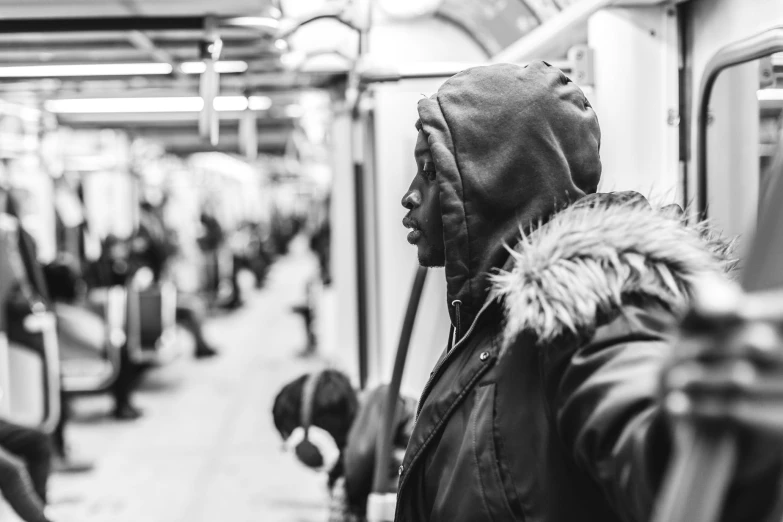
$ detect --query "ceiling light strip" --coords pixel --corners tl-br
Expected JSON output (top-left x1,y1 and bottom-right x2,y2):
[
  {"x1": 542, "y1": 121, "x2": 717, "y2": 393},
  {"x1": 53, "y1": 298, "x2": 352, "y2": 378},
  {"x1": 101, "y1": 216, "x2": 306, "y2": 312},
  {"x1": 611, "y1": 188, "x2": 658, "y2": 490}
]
[
  {"x1": 0, "y1": 63, "x2": 174, "y2": 78},
  {"x1": 45, "y1": 95, "x2": 274, "y2": 114}
]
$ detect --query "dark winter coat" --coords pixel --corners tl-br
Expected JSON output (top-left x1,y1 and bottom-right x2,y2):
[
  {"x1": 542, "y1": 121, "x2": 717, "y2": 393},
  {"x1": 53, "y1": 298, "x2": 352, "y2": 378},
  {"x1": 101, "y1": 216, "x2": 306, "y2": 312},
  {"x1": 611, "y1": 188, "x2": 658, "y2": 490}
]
[{"x1": 394, "y1": 62, "x2": 783, "y2": 522}]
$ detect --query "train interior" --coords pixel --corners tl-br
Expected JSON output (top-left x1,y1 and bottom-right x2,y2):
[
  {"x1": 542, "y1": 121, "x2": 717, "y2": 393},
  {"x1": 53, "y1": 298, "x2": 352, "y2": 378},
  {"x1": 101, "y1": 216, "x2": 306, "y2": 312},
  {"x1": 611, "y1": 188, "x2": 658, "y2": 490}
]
[{"x1": 0, "y1": 0, "x2": 780, "y2": 521}]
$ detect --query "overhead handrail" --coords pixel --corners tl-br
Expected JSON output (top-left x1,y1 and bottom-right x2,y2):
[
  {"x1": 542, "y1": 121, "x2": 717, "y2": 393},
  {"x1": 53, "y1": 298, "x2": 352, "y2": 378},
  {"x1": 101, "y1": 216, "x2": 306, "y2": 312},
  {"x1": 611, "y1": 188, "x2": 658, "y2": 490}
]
[
  {"x1": 694, "y1": 26, "x2": 783, "y2": 218},
  {"x1": 357, "y1": 59, "x2": 572, "y2": 85},
  {"x1": 367, "y1": 266, "x2": 428, "y2": 522},
  {"x1": 490, "y1": 0, "x2": 614, "y2": 63}
]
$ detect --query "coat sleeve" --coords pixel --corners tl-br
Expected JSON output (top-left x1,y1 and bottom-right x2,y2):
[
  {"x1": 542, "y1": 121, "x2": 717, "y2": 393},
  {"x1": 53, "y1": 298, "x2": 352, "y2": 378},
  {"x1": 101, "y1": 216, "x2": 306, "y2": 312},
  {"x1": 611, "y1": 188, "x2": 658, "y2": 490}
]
[{"x1": 540, "y1": 305, "x2": 783, "y2": 522}]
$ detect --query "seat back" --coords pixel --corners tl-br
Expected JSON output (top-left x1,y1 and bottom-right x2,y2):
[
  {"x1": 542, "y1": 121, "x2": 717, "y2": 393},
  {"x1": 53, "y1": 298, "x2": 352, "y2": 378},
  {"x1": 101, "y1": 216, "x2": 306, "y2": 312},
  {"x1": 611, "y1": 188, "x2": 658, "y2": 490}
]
[
  {"x1": 61, "y1": 286, "x2": 125, "y2": 393},
  {"x1": 6, "y1": 312, "x2": 61, "y2": 434},
  {"x1": 126, "y1": 281, "x2": 179, "y2": 364}
]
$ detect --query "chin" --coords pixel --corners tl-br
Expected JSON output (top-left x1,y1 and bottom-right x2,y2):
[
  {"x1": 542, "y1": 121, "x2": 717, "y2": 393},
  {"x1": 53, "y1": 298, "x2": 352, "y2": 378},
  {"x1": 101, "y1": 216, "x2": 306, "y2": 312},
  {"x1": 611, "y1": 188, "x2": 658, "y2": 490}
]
[{"x1": 417, "y1": 246, "x2": 445, "y2": 268}]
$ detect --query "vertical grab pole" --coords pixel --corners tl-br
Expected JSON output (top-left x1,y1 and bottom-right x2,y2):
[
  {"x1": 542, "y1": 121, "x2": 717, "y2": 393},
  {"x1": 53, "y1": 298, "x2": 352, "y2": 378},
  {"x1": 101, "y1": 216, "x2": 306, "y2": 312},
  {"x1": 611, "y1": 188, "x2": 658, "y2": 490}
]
[
  {"x1": 351, "y1": 101, "x2": 369, "y2": 389},
  {"x1": 372, "y1": 266, "x2": 428, "y2": 492},
  {"x1": 349, "y1": 0, "x2": 374, "y2": 389}
]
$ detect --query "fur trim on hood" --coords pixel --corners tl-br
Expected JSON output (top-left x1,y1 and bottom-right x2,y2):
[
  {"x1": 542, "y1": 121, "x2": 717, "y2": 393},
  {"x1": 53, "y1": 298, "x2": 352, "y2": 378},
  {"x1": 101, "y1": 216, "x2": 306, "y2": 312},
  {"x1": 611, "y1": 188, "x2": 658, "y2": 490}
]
[{"x1": 489, "y1": 193, "x2": 736, "y2": 347}]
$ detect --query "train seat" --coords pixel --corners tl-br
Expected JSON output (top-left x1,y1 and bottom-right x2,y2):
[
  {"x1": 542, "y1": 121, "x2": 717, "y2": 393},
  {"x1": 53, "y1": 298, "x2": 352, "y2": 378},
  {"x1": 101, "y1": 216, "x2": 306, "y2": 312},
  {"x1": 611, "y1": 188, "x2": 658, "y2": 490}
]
[
  {"x1": 126, "y1": 281, "x2": 180, "y2": 365},
  {"x1": 5, "y1": 311, "x2": 61, "y2": 434},
  {"x1": 59, "y1": 286, "x2": 125, "y2": 394}
]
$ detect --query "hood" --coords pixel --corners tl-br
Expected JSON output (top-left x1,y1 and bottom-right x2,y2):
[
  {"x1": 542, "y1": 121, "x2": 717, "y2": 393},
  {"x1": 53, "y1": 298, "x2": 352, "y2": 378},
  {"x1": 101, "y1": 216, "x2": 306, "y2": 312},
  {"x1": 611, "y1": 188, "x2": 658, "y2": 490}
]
[
  {"x1": 490, "y1": 192, "x2": 737, "y2": 348},
  {"x1": 416, "y1": 61, "x2": 601, "y2": 336}
]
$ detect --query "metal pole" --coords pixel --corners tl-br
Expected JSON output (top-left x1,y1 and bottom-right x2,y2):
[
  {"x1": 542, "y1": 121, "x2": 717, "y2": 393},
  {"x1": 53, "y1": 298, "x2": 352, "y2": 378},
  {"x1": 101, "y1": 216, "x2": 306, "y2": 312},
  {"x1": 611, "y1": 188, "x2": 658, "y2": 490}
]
[
  {"x1": 490, "y1": 0, "x2": 614, "y2": 63},
  {"x1": 694, "y1": 26, "x2": 783, "y2": 219},
  {"x1": 372, "y1": 266, "x2": 428, "y2": 493}
]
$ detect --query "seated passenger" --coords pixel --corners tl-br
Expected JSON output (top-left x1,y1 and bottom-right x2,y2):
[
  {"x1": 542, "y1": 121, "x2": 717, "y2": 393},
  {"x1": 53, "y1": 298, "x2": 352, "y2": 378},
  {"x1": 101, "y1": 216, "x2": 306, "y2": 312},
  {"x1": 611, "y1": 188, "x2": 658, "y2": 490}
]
[
  {"x1": 272, "y1": 370, "x2": 415, "y2": 521},
  {"x1": 0, "y1": 418, "x2": 54, "y2": 522},
  {"x1": 43, "y1": 258, "x2": 143, "y2": 421}
]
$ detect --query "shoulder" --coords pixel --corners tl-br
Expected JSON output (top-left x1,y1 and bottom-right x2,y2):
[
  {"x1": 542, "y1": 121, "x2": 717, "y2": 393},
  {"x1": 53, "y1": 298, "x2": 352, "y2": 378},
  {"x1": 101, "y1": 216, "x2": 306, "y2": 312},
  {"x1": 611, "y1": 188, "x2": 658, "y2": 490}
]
[{"x1": 490, "y1": 192, "x2": 735, "y2": 352}]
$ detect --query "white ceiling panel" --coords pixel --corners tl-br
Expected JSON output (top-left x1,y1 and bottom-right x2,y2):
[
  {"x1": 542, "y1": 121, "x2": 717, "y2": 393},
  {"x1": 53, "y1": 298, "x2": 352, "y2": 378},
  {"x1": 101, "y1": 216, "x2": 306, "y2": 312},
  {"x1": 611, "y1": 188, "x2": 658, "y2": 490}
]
[{"x1": 0, "y1": 0, "x2": 272, "y2": 19}]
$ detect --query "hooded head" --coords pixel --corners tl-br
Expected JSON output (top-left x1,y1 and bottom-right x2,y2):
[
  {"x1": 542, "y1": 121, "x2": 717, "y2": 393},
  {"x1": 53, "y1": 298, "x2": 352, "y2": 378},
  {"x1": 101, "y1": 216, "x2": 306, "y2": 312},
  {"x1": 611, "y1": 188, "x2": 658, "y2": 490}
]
[{"x1": 402, "y1": 61, "x2": 601, "y2": 333}]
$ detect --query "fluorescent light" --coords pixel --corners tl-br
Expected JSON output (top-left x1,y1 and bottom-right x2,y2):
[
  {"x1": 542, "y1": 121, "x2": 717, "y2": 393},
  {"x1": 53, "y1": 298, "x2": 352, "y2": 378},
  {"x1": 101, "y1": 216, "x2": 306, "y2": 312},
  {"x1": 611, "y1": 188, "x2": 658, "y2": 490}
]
[
  {"x1": 224, "y1": 16, "x2": 279, "y2": 29},
  {"x1": 46, "y1": 97, "x2": 202, "y2": 113},
  {"x1": 213, "y1": 96, "x2": 248, "y2": 111},
  {"x1": 180, "y1": 61, "x2": 248, "y2": 74},
  {"x1": 249, "y1": 96, "x2": 272, "y2": 110},
  {"x1": 0, "y1": 63, "x2": 173, "y2": 78},
  {"x1": 46, "y1": 96, "x2": 272, "y2": 114},
  {"x1": 758, "y1": 89, "x2": 783, "y2": 101}
]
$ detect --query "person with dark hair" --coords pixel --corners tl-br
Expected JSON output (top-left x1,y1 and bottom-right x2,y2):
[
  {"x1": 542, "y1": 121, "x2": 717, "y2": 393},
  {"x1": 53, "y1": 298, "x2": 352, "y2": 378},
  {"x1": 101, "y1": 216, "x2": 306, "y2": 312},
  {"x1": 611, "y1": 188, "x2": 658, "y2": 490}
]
[
  {"x1": 272, "y1": 370, "x2": 415, "y2": 521},
  {"x1": 396, "y1": 61, "x2": 783, "y2": 522}
]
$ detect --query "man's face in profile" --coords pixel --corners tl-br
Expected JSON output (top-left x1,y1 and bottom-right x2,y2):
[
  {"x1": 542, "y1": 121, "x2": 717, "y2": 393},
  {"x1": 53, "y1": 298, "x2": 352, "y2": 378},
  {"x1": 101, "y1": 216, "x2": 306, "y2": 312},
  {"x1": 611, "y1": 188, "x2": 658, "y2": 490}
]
[{"x1": 401, "y1": 131, "x2": 445, "y2": 267}]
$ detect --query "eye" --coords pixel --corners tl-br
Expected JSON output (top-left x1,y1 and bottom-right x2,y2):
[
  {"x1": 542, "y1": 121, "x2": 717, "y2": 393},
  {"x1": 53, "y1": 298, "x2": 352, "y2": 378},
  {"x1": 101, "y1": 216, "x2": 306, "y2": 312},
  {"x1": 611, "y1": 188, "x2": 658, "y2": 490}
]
[{"x1": 422, "y1": 161, "x2": 437, "y2": 182}]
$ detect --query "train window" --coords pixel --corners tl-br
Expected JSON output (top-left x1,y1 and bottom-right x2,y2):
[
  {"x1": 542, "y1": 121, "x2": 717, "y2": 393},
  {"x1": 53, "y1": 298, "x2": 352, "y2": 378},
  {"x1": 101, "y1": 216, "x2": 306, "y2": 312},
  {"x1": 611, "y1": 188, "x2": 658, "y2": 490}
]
[{"x1": 759, "y1": 53, "x2": 783, "y2": 204}]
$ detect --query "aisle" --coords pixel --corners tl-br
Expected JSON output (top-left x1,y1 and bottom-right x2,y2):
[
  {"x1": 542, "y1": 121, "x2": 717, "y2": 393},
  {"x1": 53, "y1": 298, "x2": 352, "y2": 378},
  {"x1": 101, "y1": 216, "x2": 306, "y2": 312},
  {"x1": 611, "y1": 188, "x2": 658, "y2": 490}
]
[{"x1": 48, "y1": 240, "x2": 330, "y2": 522}]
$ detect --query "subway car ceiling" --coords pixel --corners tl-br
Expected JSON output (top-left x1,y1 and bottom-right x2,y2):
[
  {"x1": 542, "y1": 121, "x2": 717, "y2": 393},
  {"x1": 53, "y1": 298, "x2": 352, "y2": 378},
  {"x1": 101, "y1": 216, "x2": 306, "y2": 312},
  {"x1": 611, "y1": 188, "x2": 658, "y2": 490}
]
[
  {"x1": 0, "y1": 0, "x2": 351, "y2": 156},
  {"x1": 0, "y1": 0, "x2": 599, "y2": 156}
]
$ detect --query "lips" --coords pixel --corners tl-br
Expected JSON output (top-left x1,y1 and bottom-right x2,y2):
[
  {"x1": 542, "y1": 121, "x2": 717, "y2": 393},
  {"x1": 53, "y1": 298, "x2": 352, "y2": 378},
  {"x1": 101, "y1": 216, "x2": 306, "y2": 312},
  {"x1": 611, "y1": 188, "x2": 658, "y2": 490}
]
[{"x1": 403, "y1": 215, "x2": 422, "y2": 244}]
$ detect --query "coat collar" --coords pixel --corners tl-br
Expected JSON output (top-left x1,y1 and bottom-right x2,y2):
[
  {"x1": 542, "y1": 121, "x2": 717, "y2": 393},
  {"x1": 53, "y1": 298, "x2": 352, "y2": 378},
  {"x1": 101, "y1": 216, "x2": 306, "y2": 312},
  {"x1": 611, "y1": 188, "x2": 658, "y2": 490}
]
[{"x1": 489, "y1": 192, "x2": 736, "y2": 350}]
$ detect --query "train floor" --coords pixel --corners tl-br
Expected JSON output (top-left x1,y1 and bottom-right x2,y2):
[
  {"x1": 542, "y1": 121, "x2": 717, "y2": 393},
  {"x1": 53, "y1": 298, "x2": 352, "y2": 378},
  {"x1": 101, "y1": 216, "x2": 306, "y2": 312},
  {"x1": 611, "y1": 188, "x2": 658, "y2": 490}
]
[{"x1": 46, "y1": 239, "x2": 332, "y2": 522}]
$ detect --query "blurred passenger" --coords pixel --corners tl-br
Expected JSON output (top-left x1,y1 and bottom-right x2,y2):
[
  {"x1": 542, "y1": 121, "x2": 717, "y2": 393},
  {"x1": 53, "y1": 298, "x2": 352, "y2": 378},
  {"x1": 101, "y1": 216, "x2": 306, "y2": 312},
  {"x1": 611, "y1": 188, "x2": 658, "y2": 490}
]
[
  {"x1": 0, "y1": 215, "x2": 54, "y2": 522},
  {"x1": 272, "y1": 370, "x2": 415, "y2": 521},
  {"x1": 308, "y1": 196, "x2": 331, "y2": 287},
  {"x1": 138, "y1": 201, "x2": 218, "y2": 358},
  {"x1": 197, "y1": 207, "x2": 224, "y2": 301},
  {"x1": 291, "y1": 278, "x2": 318, "y2": 357},
  {"x1": 98, "y1": 201, "x2": 218, "y2": 360},
  {"x1": 232, "y1": 221, "x2": 273, "y2": 290},
  {"x1": 0, "y1": 419, "x2": 53, "y2": 522},
  {"x1": 397, "y1": 61, "x2": 783, "y2": 521},
  {"x1": 1, "y1": 194, "x2": 93, "y2": 471},
  {"x1": 43, "y1": 257, "x2": 144, "y2": 421}
]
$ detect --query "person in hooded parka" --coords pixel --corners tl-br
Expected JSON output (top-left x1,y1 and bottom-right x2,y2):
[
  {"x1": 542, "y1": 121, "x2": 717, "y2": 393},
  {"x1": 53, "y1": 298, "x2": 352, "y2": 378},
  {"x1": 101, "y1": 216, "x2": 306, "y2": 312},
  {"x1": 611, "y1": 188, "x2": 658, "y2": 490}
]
[{"x1": 396, "y1": 61, "x2": 783, "y2": 522}]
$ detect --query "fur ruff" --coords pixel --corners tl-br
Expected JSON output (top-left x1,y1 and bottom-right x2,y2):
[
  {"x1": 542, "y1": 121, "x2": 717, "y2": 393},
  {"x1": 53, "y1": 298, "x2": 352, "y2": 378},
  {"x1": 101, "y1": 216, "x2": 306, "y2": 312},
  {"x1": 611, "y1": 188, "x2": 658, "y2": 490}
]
[{"x1": 489, "y1": 198, "x2": 736, "y2": 347}]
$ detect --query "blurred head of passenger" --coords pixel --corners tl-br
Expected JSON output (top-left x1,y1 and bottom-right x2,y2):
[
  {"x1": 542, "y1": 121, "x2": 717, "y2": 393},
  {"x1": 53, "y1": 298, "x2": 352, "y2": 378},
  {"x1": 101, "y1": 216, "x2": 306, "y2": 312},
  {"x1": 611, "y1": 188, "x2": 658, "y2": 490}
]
[
  {"x1": 272, "y1": 369, "x2": 358, "y2": 478},
  {"x1": 43, "y1": 253, "x2": 85, "y2": 303}
]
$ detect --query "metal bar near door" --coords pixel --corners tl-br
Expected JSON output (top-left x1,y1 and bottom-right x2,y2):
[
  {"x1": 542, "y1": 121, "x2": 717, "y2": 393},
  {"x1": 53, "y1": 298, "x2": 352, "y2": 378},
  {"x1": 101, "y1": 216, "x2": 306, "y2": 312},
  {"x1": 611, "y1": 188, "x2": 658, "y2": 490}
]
[{"x1": 694, "y1": 26, "x2": 783, "y2": 219}]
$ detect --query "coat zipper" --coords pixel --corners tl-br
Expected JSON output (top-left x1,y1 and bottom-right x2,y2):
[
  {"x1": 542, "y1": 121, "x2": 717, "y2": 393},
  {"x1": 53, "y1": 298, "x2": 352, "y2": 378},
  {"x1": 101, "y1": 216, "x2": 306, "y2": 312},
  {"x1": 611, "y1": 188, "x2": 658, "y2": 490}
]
[
  {"x1": 415, "y1": 299, "x2": 494, "y2": 420},
  {"x1": 452, "y1": 300, "x2": 462, "y2": 343}
]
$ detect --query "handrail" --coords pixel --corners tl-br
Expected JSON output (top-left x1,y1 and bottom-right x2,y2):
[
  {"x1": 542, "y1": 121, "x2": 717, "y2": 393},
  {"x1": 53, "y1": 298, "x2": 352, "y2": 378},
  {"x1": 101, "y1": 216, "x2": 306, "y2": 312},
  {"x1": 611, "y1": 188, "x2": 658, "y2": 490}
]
[
  {"x1": 490, "y1": 0, "x2": 614, "y2": 63},
  {"x1": 372, "y1": 266, "x2": 428, "y2": 493},
  {"x1": 358, "y1": 60, "x2": 571, "y2": 85},
  {"x1": 694, "y1": 26, "x2": 783, "y2": 218},
  {"x1": 654, "y1": 43, "x2": 783, "y2": 522}
]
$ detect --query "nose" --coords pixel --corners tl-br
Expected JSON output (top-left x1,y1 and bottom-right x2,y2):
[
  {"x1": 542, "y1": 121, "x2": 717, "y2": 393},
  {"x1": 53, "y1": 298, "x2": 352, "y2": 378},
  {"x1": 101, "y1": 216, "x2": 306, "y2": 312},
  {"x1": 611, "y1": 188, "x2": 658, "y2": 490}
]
[{"x1": 401, "y1": 188, "x2": 421, "y2": 210}]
